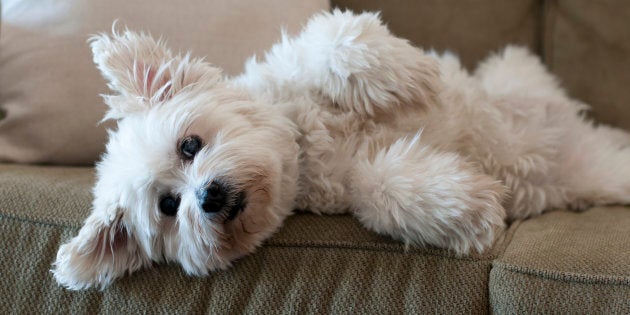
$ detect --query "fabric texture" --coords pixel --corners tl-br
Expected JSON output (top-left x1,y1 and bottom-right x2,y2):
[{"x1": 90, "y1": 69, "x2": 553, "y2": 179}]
[
  {"x1": 2, "y1": 1, "x2": 630, "y2": 313},
  {"x1": 1, "y1": 164, "x2": 628, "y2": 313},
  {"x1": 332, "y1": 0, "x2": 630, "y2": 132},
  {"x1": 0, "y1": 163, "x2": 507, "y2": 313},
  {"x1": 543, "y1": 0, "x2": 630, "y2": 131},
  {"x1": 0, "y1": 0, "x2": 328, "y2": 165},
  {"x1": 490, "y1": 208, "x2": 630, "y2": 313},
  {"x1": 332, "y1": 0, "x2": 540, "y2": 70}
]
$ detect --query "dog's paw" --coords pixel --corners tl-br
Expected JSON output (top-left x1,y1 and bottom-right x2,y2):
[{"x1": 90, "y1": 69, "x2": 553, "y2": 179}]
[
  {"x1": 566, "y1": 199, "x2": 594, "y2": 212},
  {"x1": 358, "y1": 183, "x2": 506, "y2": 255},
  {"x1": 351, "y1": 162, "x2": 507, "y2": 255},
  {"x1": 438, "y1": 183, "x2": 507, "y2": 255},
  {"x1": 296, "y1": 10, "x2": 440, "y2": 115},
  {"x1": 350, "y1": 138, "x2": 507, "y2": 255}
]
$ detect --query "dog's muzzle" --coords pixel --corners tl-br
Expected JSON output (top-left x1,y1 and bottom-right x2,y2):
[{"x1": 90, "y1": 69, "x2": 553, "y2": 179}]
[{"x1": 197, "y1": 181, "x2": 247, "y2": 220}]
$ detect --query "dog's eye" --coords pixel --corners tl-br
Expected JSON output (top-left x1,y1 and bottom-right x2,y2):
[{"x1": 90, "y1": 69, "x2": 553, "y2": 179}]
[
  {"x1": 180, "y1": 135, "x2": 202, "y2": 160},
  {"x1": 159, "y1": 195, "x2": 180, "y2": 216}
]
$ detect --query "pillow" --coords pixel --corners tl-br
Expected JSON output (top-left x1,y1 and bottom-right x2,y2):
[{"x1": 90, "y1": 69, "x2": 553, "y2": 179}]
[
  {"x1": 332, "y1": 0, "x2": 538, "y2": 70},
  {"x1": 0, "y1": 0, "x2": 328, "y2": 165},
  {"x1": 544, "y1": 1, "x2": 630, "y2": 131}
]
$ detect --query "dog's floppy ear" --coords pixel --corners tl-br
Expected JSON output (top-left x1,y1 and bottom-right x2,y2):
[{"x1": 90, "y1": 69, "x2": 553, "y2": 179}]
[
  {"x1": 90, "y1": 27, "x2": 222, "y2": 120},
  {"x1": 52, "y1": 207, "x2": 149, "y2": 290}
]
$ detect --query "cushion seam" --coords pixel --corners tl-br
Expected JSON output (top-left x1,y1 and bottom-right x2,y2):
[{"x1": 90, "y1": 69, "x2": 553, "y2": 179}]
[
  {"x1": 494, "y1": 220, "x2": 522, "y2": 261},
  {"x1": 486, "y1": 220, "x2": 524, "y2": 313},
  {"x1": 492, "y1": 261, "x2": 630, "y2": 286}
]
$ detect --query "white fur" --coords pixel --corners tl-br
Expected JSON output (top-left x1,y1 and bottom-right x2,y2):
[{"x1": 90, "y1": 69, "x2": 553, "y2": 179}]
[{"x1": 53, "y1": 10, "x2": 630, "y2": 290}]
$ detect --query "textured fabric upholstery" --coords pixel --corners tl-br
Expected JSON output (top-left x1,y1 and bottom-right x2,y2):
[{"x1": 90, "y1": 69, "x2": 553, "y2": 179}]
[
  {"x1": 0, "y1": 164, "x2": 510, "y2": 313},
  {"x1": 491, "y1": 208, "x2": 630, "y2": 313},
  {"x1": 333, "y1": 0, "x2": 630, "y2": 131},
  {"x1": 543, "y1": 0, "x2": 630, "y2": 130},
  {"x1": 1, "y1": 164, "x2": 628, "y2": 313},
  {"x1": 332, "y1": 0, "x2": 540, "y2": 70},
  {"x1": 2, "y1": 1, "x2": 630, "y2": 313}
]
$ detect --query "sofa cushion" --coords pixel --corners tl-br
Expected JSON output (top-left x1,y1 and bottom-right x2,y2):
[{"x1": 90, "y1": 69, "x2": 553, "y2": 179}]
[
  {"x1": 0, "y1": 0, "x2": 328, "y2": 165},
  {"x1": 331, "y1": 0, "x2": 540, "y2": 70},
  {"x1": 490, "y1": 207, "x2": 630, "y2": 313},
  {"x1": 544, "y1": 0, "x2": 630, "y2": 131},
  {"x1": 332, "y1": 0, "x2": 630, "y2": 132},
  {"x1": 0, "y1": 163, "x2": 509, "y2": 313}
]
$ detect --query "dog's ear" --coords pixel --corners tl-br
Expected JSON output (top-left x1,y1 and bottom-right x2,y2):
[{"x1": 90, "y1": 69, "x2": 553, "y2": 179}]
[
  {"x1": 90, "y1": 27, "x2": 222, "y2": 120},
  {"x1": 52, "y1": 207, "x2": 148, "y2": 290}
]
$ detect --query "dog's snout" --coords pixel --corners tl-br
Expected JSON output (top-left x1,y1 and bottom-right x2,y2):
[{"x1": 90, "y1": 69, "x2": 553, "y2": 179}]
[{"x1": 198, "y1": 181, "x2": 227, "y2": 213}]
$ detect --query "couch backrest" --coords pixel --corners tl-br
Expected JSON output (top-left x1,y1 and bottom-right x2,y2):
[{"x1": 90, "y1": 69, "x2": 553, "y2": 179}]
[{"x1": 333, "y1": 0, "x2": 630, "y2": 131}]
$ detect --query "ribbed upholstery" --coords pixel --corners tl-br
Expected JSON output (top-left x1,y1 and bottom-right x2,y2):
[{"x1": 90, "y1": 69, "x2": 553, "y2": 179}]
[{"x1": 0, "y1": 164, "x2": 510, "y2": 313}]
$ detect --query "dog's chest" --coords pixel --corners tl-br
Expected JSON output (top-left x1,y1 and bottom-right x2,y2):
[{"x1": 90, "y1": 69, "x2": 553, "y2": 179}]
[{"x1": 290, "y1": 105, "x2": 413, "y2": 214}]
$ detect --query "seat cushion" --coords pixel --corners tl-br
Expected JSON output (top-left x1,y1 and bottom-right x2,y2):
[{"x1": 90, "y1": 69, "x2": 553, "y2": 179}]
[
  {"x1": 490, "y1": 207, "x2": 630, "y2": 313},
  {"x1": 0, "y1": 163, "x2": 508, "y2": 313}
]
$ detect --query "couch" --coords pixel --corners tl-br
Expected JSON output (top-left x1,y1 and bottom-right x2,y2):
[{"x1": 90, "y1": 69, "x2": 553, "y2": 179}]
[{"x1": 1, "y1": 1, "x2": 629, "y2": 313}]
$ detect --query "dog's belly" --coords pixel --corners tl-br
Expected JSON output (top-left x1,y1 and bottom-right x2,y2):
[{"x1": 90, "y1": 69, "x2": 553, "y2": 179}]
[
  {"x1": 436, "y1": 94, "x2": 582, "y2": 218},
  {"x1": 290, "y1": 104, "x2": 425, "y2": 214},
  {"x1": 293, "y1": 125, "x2": 366, "y2": 214}
]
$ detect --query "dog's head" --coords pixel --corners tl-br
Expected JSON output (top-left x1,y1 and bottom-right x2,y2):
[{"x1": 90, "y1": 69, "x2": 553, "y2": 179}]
[{"x1": 53, "y1": 29, "x2": 299, "y2": 290}]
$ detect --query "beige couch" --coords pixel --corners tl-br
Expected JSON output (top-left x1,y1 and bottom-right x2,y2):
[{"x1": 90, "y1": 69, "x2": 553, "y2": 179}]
[{"x1": 1, "y1": 1, "x2": 629, "y2": 313}]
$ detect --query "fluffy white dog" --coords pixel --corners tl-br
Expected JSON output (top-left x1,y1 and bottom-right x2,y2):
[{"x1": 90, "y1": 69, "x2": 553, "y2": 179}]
[{"x1": 53, "y1": 10, "x2": 630, "y2": 290}]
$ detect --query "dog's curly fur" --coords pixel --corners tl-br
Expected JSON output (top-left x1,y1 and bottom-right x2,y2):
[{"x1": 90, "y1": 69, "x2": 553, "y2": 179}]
[{"x1": 53, "y1": 10, "x2": 630, "y2": 290}]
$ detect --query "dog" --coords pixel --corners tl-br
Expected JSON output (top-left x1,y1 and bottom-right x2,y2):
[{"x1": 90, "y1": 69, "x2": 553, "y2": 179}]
[{"x1": 53, "y1": 10, "x2": 630, "y2": 290}]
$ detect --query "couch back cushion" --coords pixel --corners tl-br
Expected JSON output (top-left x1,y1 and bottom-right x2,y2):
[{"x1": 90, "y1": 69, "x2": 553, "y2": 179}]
[
  {"x1": 333, "y1": 0, "x2": 540, "y2": 70},
  {"x1": 334, "y1": 0, "x2": 630, "y2": 131},
  {"x1": 543, "y1": 0, "x2": 630, "y2": 131},
  {"x1": 0, "y1": 0, "x2": 328, "y2": 165},
  {"x1": 2, "y1": 1, "x2": 628, "y2": 165}
]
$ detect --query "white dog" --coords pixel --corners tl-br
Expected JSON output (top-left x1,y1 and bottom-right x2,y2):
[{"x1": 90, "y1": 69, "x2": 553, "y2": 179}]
[{"x1": 53, "y1": 10, "x2": 630, "y2": 290}]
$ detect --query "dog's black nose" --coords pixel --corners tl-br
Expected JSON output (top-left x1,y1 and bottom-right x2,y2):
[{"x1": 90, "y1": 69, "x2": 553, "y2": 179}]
[{"x1": 198, "y1": 181, "x2": 227, "y2": 213}]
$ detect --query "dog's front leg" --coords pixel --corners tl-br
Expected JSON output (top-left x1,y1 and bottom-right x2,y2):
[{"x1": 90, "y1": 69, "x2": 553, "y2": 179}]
[
  {"x1": 234, "y1": 10, "x2": 440, "y2": 117},
  {"x1": 347, "y1": 135, "x2": 507, "y2": 255}
]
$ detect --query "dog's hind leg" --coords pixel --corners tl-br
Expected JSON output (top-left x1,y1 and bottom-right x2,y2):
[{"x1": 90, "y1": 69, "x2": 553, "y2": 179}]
[
  {"x1": 593, "y1": 125, "x2": 630, "y2": 149},
  {"x1": 476, "y1": 47, "x2": 630, "y2": 209},
  {"x1": 235, "y1": 10, "x2": 440, "y2": 116},
  {"x1": 474, "y1": 46, "x2": 570, "y2": 103},
  {"x1": 557, "y1": 122, "x2": 630, "y2": 210},
  {"x1": 347, "y1": 135, "x2": 507, "y2": 255}
]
